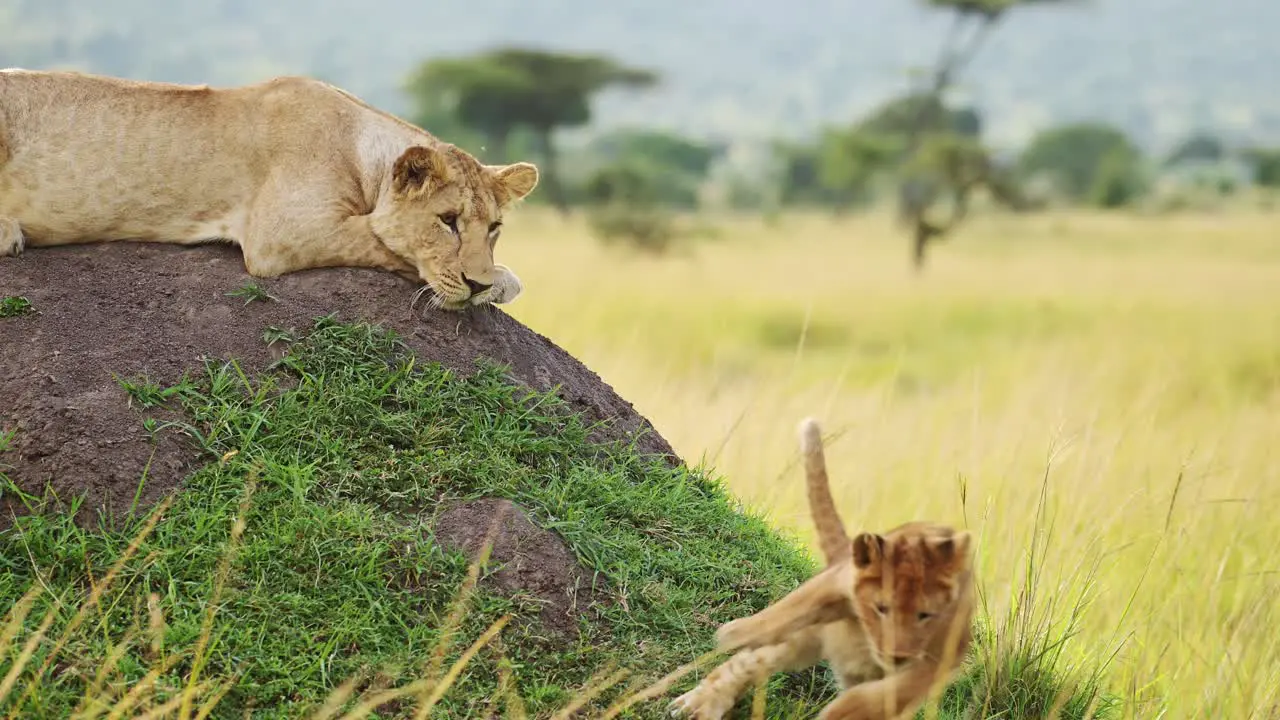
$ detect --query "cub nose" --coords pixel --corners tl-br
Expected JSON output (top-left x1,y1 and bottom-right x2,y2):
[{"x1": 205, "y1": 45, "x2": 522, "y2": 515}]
[{"x1": 463, "y1": 275, "x2": 492, "y2": 295}]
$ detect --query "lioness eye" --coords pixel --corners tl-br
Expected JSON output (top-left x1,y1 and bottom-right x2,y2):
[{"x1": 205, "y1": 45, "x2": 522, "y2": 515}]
[
  {"x1": 438, "y1": 213, "x2": 459, "y2": 230},
  {"x1": 874, "y1": 603, "x2": 889, "y2": 615},
  {"x1": 917, "y1": 612, "x2": 934, "y2": 621},
  {"x1": 488, "y1": 221, "x2": 502, "y2": 233}
]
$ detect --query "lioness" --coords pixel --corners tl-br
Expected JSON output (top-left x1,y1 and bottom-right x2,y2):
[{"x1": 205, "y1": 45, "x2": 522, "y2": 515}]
[
  {"x1": 0, "y1": 69, "x2": 538, "y2": 310},
  {"x1": 670, "y1": 418, "x2": 975, "y2": 720}
]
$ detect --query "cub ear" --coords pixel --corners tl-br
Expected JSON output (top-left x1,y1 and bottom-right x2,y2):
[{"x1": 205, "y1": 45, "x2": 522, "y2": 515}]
[
  {"x1": 851, "y1": 532, "x2": 886, "y2": 570},
  {"x1": 926, "y1": 530, "x2": 972, "y2": 568},
  {"x1": 490, "y1": 162, "x2": 539, "y2": 204},
  {"x1": 393, "y1": 145, "x2": 450, "y2": 194}
]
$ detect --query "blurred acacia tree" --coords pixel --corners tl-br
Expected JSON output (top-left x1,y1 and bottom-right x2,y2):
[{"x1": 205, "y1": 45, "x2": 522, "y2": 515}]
[
  {"x1": 581, "y1": 161, "x2": 682, "y2": 255},
  {"x1": 1242, "y1": 147, "x2": 1280, "y2": 188},
  {"x1": 1164, "y1": 132, "x2": 1227, "y2": 167},
  {"x1": 1018, "y1": 122, "x2": 1145, "y2": 202},
  {"x1": 814, "y1": 0, "x2": 1080, "y2": 269},
  {"x1": 577, "y1": 130, "x2": 727, "y2": 254},
  {"x1": 585, "y1": 129, "x2": 724, "y2": 209},
  {"x1": 895, "y1": 0, "x2": 1083, "y2": 268},
  {"x1": 405, "y1": 47, "x2": 658, "y2": 214}
]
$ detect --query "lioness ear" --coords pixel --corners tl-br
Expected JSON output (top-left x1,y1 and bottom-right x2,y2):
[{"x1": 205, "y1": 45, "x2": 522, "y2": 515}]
[
  {"x1": 490, "y1": 162, "x2": 539, "y2": 203},
  {"x1": 851, "y1": 532, "x2": 886, "y2": 570},
  {"x1": 393, "y1": 145, "x2": 449, "y2": 194}
]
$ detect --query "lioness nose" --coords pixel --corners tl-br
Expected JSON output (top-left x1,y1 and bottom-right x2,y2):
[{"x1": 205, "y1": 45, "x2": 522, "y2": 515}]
[{"x1": 463, "y1": 276, "x2": 492, "y2": 295}]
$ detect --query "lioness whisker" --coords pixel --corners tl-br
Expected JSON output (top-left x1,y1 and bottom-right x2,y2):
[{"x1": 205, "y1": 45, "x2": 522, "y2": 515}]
[{"x1": 410, "y1": 284, "x2": 432, "y2": 312}]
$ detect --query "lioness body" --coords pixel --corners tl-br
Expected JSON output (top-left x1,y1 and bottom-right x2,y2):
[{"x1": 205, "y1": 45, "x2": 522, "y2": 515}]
[
  {"x1": 670, "y1": 419, "x2": 974, "y2": 720},
  {"x1": 0, "y1": 69, "x2": 538, "y2": 308}
]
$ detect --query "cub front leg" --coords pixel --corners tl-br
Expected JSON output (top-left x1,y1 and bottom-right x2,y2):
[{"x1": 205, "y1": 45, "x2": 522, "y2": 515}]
[
  {"x1": 0, "y1": 217, "x2": 25, "y2": 257},
  {"x1": 817, "y1": 655, "x2": 958, "y2": 720},
  {"x1": 717, "y1": 563, "x2": 854, "y2": 653},
  {"x1": 669, "y1": 630, "x2": 822, "y2": 720}
]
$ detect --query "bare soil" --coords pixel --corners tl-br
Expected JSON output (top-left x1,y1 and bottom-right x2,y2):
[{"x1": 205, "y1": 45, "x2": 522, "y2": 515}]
[
  {"x1": 430, "y1": 497, "x2": 606, "y2": 637},
  {"x1": 0, "y1": 242, "x2": 678, "y2": 537}
]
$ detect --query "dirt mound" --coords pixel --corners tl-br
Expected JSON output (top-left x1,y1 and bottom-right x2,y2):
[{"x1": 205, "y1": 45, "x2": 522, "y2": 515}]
[
  {"x1": 430, "y1": 497, "x2": 605, "y2": 637},
  {"x1": 0, "y1": 242, "x2": 678, "y2": 529}
]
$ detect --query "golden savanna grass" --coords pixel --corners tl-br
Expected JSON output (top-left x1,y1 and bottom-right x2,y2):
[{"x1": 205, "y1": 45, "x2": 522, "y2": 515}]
[{"x1": 500, "y1": 206, "x2": 1280, "y2": 719}]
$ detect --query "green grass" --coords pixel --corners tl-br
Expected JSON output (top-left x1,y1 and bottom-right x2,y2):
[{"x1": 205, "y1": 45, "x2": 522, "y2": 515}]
[
  {"x1": 113, "y1": 374, "x2": 199, "y2": 409},
  {"x1": 0, "y1": 296, "x2": 33, "y2": 318},
  {"x1": 0, "y1": 316, "x2": 1114, "y2": 718},
  {"x1": 225, "y1": 282, "x2": 277, "y2": 306},
  {"x1": 0, "y1": 317, "x2": 831, "y2": 718}
]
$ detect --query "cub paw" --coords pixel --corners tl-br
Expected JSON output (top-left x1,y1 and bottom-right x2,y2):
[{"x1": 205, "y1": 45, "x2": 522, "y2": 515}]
[
  {"x1": 668, "y1": 687, "x2": 733, "y2": 720},
  {"x1": 816, "y1": 689, "x2": 880, "y2": 720},
  {"x1": 715, "y1": 617, "x2": 757, "y2": 652},
  {"x1": 0, "y1": 218, "x2": 25, "y2": 257}
]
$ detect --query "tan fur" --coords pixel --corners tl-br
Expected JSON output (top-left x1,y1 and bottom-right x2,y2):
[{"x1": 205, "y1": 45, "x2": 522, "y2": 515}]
[
  {"x1": 670, "y1": 419, "x2": 975, "y2": 720},
  {"x1": 801, "y1": 417, "x2": 852, "y2": 565},
  {"x1": 0, "y1": 69, "x2": 539, "y2": 310}
]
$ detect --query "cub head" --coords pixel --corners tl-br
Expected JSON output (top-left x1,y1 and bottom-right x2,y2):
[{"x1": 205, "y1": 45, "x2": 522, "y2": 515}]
[
  {"x1": 371, "y1": 142, "x2": 538, "y2": 309},
  {"x1": 848, "y1": 527, "x2": 973, "y2": 670}
]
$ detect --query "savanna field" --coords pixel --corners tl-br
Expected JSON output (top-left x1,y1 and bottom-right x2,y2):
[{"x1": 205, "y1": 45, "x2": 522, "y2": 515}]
[
  {"x1": 499, "y1": 207, "x2": 1280, "y2": 719},
  {"x1": 2, "y1": 205, "x2": 1278, "y2": 719}
]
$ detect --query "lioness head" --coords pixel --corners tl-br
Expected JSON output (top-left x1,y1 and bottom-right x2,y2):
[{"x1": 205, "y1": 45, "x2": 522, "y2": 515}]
[
  {"x1": 849, "y1": 527, "x2": 973, "y2": 670},
  {"x1": 371, "y1": 142, "x2": 538, "y2": 308}
]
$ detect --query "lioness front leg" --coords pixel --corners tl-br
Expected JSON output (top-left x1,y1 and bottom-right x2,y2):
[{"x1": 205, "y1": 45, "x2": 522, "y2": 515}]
[
  {"x1": 716, "y1": 564, "x2": 853, "y2": 652},
  {"x1": 0, "y1": 217, "x2": 24, "y2": 257},
  {"x1": 669, "y1": 630, "x2": 822, "y2": 720},
  {"x1": 240, "y1": 213, "x2": 408, "y2": 279}
]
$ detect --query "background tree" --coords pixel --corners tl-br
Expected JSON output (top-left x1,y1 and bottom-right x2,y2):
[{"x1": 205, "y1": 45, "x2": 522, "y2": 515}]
[
  {"x1": 815, "y1": 127, "x2": 905, "y2": 212},
  {"x1": 404, "y1": 58, "x2": 526, "y2": 161},
  {"x1": 1089, "y1": 146, "x2": 1148, "y2": 208},
  {"x1": 1018, "y1": 122, "x2": 1144, "y2": 201},
  {"x1": 406, "y1": 47, "x2": 658, "y2": 214},
  {"x1": 890, "y1": 0, "x2": 1081, "y2": 269},
  {"x1": 582, "y1": 129, "x2": 723, "y2": 209},
  {"x1": 772, "y1": 140, "x2": 845, "y2": 208},
  {"x1": 1164, "y1": 131, "x2": 1227, "y2": 167},
  {"x1": 1242, "y1": 147, "x2": 1280, "y2": 189},
  {"x1": 590, "y1": 130, "x2": 722, "y2": 179}
]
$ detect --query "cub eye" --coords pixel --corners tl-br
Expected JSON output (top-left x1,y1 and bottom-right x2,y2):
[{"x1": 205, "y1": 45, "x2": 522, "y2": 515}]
[
  {"x1": 874, "y1": 603, "x2": 889, "y2": 616},
  {"x1": 917, "y1": 612, "x2": 934, "y2": 622},
  {"x1": 438, "y1": 213, "x2": 459, "y2": 230}
]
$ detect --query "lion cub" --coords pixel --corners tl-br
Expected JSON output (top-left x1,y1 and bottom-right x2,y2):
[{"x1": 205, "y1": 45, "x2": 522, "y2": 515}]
[{"x1": 669, "y1": 418, "x2": 975, "y2": 720}]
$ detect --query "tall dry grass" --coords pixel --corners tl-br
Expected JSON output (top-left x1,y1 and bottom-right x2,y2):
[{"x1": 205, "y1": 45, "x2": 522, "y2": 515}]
[{"x1": 500, "y1": 206, "x2": 1280, "y2": 719}]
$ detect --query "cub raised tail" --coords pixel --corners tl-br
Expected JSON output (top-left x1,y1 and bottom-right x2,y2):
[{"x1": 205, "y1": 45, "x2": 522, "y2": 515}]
[
  {"x1": 0, "y1": 68, "x2": 538, "y2": 310},
  {"x1": 801, "y1": 417, "x2": 851, "y2": 566}
]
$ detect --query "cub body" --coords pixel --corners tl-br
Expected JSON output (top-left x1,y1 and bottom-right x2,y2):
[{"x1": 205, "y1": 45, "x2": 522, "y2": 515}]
[
  {"x1": 0, "y1": 69, "x2": 538, "y2": 309},
  {"x1": 670, "y1": 419, "x2": 975, "y2": 720}
]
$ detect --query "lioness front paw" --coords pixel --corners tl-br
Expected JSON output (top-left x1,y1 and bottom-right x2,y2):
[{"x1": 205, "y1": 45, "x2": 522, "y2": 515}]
[
  {"x1": 471, "y1": 264, "x2": 522, "y2": 306},
  {"x1": 0, "y1": 218, "x2": 25, "y2": 257},
  {"x1": 668, "y1": 686, "x2": 734, "y2": 720}
]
